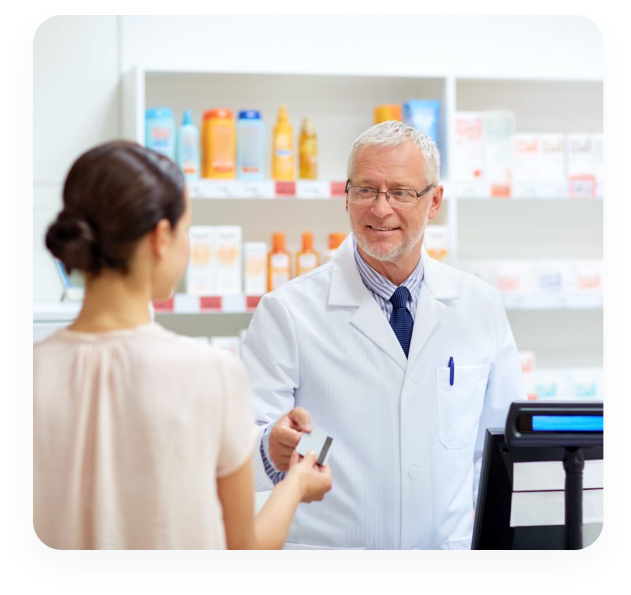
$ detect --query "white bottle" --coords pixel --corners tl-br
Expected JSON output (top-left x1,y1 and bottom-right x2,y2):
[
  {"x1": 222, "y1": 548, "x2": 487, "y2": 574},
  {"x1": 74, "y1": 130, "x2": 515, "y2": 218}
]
[{"x1": 177, "y1": 109, "x2": 200, "y2": 180}]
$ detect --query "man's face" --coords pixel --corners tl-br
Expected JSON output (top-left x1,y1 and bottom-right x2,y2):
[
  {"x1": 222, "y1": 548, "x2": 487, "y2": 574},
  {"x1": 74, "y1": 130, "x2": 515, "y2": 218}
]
[{"x1": 347, "y1": 141, "x2": 441, "y2": 266}]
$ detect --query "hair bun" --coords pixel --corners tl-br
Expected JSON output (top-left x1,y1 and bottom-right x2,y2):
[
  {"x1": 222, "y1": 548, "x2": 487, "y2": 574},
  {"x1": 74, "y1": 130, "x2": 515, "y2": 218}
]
[{"x1": 45, "y1": 211, "x2": 100, "y2": 274}]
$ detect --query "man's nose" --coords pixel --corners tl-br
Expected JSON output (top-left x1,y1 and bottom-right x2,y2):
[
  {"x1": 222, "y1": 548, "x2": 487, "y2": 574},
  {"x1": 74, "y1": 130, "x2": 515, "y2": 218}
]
[{"x1": 370, "y1": 192, "x2": 395, "y2": 217}]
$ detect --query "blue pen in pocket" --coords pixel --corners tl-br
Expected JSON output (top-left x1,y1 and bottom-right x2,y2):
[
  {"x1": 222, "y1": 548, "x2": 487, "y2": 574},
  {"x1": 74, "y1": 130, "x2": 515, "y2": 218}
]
[{"x1": 449, "y1": 357, "x2": 454, "y2": 386}]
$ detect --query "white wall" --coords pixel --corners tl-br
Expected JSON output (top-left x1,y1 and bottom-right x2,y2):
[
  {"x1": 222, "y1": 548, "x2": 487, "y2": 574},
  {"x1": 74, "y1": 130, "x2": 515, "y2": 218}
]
[
  {"x1": 120, "y1": 15, "x2": 602, "y2": 80},
  {"x1": 33, "y1": 16, "x2": 120, "y2": 300}
]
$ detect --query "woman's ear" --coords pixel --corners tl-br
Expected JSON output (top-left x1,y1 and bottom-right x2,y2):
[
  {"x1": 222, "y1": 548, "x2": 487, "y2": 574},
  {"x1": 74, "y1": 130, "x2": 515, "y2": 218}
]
[{"x1": 150, "y1": 219, "x2": 173, "y2": 260}]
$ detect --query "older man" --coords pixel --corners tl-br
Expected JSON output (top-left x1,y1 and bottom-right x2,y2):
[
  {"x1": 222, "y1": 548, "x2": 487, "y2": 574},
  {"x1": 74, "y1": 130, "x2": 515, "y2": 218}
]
[{"x1": 241, "y1": 121, "x2": 525, "y2": 550}]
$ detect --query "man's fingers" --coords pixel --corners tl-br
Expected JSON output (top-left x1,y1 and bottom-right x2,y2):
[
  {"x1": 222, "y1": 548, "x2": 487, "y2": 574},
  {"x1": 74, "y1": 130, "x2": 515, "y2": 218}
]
[
  {"x1": 274, "y1": 425, "x2": 302, "y2": 448},
  {"x1": 288, "y1": 407, "x2": 312, "y2": 432}
]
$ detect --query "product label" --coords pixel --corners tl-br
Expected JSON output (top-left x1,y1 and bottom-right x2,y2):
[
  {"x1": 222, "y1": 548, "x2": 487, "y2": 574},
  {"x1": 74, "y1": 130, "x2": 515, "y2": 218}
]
[
  {"x1": 297, "y1": 254, "x2": 318, "y2": 275},
  {"x1": 270, "y1": 254, "x2": 290, "y2": 289}
]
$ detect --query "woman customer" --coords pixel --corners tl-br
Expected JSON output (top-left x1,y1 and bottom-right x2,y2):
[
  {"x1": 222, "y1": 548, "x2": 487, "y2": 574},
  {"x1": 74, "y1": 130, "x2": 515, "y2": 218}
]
[{"x1": 34, "y1": 140, "x2": 331, "y2": 549}]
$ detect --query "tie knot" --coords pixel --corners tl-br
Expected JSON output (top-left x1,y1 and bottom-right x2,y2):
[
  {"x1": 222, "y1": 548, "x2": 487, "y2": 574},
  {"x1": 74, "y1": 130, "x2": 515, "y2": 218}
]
[{"x1": 389, "y1": 286, "x2": 410, "y2": 309}]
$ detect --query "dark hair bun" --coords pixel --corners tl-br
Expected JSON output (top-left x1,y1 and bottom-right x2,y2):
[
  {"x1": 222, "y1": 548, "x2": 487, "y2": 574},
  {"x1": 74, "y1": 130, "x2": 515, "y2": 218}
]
[{"x1": 45, "y1": 211, "x2": 99, "y2": 274}]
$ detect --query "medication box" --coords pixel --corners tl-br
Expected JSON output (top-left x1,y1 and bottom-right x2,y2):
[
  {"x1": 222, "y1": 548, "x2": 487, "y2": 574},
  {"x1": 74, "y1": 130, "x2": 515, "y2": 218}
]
[
  {"x1": 214, "y1": 226, "x2": 242, "y2": 295},
  {"x1": 187, "y1": 226, "x2": 215, "y2": 295}
]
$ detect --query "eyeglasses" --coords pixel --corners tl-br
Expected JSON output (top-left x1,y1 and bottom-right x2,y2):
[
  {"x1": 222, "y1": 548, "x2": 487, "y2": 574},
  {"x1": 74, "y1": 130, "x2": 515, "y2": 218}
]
[{"x1": 345, "y1": 181, "x2": 436, "y2": 207}]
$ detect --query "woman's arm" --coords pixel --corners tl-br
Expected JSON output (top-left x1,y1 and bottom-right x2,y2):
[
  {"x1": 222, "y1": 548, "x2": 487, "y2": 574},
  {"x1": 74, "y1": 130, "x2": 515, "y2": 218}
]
[{"x1": 217, "y1": 452, "x2": 331, "y2": 550}]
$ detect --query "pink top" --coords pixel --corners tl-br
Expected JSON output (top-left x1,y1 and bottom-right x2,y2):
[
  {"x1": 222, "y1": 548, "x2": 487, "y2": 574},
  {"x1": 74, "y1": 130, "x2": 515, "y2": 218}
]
[{"x1": 33, "y1": 322, "x2": 255, "y2": 549}]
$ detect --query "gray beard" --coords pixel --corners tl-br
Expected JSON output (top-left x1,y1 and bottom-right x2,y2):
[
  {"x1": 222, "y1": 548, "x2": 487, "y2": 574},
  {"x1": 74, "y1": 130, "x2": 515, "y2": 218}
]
[{"x1": 352, "y1": 214, "x2": 428, "y2": 263}]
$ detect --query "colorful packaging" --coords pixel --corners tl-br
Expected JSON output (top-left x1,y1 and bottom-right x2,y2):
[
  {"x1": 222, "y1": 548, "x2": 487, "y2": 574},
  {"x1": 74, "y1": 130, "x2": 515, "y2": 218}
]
[
  {"x1": 214, "y1": 226, "x2": 242, "y2": 295},
  {"x1": 237, "y1": 110, "x2": 265, "y2": 181},
  {"x1": 296, "y1": 232, "x2": 320, "y2": 276},
  {"x1": 272, "y1": 105, "x2": 295, "y2": 181},
  {"x1": 145, "y1": 107, "x2": 175, "y2": 160},
  {"x1": 244, "y1": 242, "x2": 267, "y2": 295},
  {"x1": 453, "y1": 112, "x2": 485, "y2": 187},
  {"x1": 403, "y1": 99, "x2": 440, "y2": 150},
  {"x1": 299, "y1": 117, "x2": 318, "y2": 180},
  {"x1": 567, "y1": 134, "x2": 599, "y2": 198},
  {"x1": 176, "y1": 109, "x2": 200, "y2": 181},
  {"x1": 483, "y1": 111, "x2": 515, "y2": 198},
  {"x1": 268, "y1": 232, "x2": 291, "y2": 291},
  {"x1": 519, "y1": 351, "x2": 537, "y2": 401},
  {"x1": 513, "y1": 134, "x2": 566, "y2": 198},
  {"x1": 374, "y1": 104, "x2": 402, "y2": 124},
  {"x1": 423, "y1": 225, "x2": 449, "y2": 262},
  {"x1": 202, "y1": 109, "x2": 236, "y2": 179},
  {"x1": 187, "y1": 226, "x2": 215, "y2": 295}
]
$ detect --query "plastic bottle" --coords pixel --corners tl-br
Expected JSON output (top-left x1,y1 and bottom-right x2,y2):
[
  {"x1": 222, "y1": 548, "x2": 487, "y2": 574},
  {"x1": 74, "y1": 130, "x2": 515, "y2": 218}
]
[
  {"x1": 374, "y1": 104, "x2": 402, "y2": 125},
  {"x1": 237, "y1": 110, "x2": 265, "y2": 181},
  {"x1": 145, "y1": 107, "x2": 176, "y2": 160},
  {"x1": 176, "y1": 110, "x2": 200, "y2": 181},
  {"x1": 296, "y1": 232, "x2": 320, "y2": 277},
  {"x1": 267, "y1": 232, "x2": 291, "y2": 291},
  {"x1": 299, "y1": 117, "x2": 318, "y2": 179},
  {"x1": 322, "y1": 232, "x2": 347, "y2": 264},
  {"x1": 202, "y1": 109, "x2": 236, "y2": 178},
  {"x1": 272, "y1": 105, "x2": 295, "y2": 181}
]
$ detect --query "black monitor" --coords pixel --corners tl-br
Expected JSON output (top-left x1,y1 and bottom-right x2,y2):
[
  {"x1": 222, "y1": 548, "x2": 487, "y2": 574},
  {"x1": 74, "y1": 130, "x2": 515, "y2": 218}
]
[{"x1": 472, "y1": 402, "x2": 603, "y2": 550}]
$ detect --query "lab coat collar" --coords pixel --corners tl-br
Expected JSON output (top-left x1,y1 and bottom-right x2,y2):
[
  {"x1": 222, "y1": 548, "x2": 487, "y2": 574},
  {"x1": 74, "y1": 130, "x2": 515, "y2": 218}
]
[
  {"x1": 328, "y1": 235, "x2": 459, "y2": 306},
  {"x1": 329, "y1": 235, "x2": 459, "y2": 371}
]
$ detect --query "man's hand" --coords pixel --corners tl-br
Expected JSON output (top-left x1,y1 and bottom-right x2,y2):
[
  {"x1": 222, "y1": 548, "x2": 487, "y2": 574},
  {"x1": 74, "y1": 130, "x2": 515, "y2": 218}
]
[{"x1": 268, "y1": 407, "x2": 312, "y2": 471}]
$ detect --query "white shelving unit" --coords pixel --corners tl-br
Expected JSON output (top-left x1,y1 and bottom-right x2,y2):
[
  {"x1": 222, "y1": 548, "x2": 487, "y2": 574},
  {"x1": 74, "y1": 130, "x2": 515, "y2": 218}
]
[{"x1": 118, "y1": 67, "x2": 604, "y2": 369}]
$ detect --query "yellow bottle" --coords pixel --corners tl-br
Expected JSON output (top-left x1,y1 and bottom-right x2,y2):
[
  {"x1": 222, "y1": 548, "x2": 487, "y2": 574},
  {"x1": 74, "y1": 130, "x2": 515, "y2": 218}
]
[
  {"x1": 267, "y1": 232, "x2": 291, "y2": 292},
  {"x1": 272, "y1": 105, "x2": 295, "y2": 181},
  {"x1": 299, "y1": 117, "x2": 318, "y2": 179},
  {"x1": 296, "y1": 232, "x2": 320, "y2": 277}
]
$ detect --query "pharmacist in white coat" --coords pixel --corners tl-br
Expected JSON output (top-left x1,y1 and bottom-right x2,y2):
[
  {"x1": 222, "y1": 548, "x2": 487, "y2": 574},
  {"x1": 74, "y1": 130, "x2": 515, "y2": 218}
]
[{"x1": 241, "y1": 122, "x2": 525, "y2": 550}]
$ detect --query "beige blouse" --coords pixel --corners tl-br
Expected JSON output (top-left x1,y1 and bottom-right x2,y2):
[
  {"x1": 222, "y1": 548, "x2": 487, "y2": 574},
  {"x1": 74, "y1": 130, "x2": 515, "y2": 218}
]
[{"x1": 33, "y1": 322, "x2": 255, "y2": 549}]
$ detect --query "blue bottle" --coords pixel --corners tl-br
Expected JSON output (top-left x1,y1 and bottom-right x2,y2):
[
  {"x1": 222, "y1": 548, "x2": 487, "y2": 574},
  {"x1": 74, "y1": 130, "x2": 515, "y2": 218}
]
[
  {"x1": 176, "y1": 110, "x2": 200, "y2": 181},
  {"x1": 403, "y1": 100, "x2": 441, "y2": 150},
  {"x1": 237, "y1": 110, "x2": 265, "y2": 181},
  {"x1": 145, "y1": 107, "x2": 175, "y2": 160}
]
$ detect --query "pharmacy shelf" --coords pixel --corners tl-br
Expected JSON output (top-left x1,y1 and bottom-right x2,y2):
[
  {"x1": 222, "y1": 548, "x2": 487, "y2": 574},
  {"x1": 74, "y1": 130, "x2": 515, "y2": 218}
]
[
  {"x1": 122, "y1": 66, "x2": 603, "y2": 369},
  {"x1": 188, "y1": 179, "x2": 347, "y2": 200}
]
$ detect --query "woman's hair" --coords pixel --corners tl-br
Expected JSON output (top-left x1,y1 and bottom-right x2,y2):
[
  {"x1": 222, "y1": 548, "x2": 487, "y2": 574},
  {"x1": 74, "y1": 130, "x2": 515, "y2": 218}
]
[
  {"x1": 46, "y1": 140, "x2": 186, "y2": 275},
  {"x1": 346, "y1": 121, "x2": 441, "y2": 184}
]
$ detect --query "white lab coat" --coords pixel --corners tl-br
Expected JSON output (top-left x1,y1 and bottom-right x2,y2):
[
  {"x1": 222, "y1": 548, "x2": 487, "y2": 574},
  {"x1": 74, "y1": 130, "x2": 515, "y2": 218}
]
[{"x1": 241, "y1": 235, "x2": 525, "y2": 550}]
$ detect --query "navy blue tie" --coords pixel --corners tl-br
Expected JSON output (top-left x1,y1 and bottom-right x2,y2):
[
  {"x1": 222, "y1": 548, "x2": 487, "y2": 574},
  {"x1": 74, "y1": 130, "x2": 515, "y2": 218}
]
[{"x1": 389, "y1": 286, "x2": 414, "y2": 358}]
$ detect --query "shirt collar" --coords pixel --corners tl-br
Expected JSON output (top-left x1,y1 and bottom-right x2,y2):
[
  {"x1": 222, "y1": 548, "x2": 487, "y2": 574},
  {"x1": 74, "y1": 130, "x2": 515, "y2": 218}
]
[{"x1": 352, "y1": 234, "x2": 424, "y2": 302}]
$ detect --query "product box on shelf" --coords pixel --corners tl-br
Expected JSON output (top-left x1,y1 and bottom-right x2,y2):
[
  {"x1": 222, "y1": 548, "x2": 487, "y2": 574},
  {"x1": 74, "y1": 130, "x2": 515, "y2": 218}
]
[
  {"x1": 453, "y1": 112, "x2": 486, "y2": 196},
  {"x1": 424, "y1": 225, "x2": 449, "y2": 262},
  {"x1": 243, "y1": 242, "x2": 267, "y2": 296},
  {"x1": 513, "y1": 134, "x2": 567, "y2": 199},
  {"x1": 533, "y1": 367, "x2": 603, "y2": 400},
  {"x1": 518, "y1": 351, "x2": 537, "y2": 400},
  {"x1": 483, "y1": 111, "x2": 515, "y2": 198},
  {"x1": 187, "y1": 226, "x2": 215, "y2": 295},
  {"x1": 567, "y1": 134, "x2": 602, "y2": 198},
  {"x1": 403, "y1": 99, "x2": 441, "y2": 150},
  {"x1": 214, "y1": 226, "x2": 242, "y2": 295}
]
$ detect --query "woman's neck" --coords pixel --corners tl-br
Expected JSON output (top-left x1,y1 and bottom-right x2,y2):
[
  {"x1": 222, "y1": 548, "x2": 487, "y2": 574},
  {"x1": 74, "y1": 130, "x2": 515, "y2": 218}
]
[{"x1": 69, "y1": 269, "x2": 153, "y2": 333}]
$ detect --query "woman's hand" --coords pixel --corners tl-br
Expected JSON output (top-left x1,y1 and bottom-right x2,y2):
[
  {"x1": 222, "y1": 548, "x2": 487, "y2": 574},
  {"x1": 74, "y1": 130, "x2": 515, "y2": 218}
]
[{"x1": 286, "y1": 451, "x2": 332, "y2": 503}]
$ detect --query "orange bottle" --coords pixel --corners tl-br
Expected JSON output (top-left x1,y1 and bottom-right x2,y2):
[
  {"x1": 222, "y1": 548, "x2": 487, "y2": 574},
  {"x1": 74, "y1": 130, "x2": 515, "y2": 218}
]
[
  {"x1": 295, "y1": 232, "x2": 320, "y2": 277},
  {"x1": 322, "y1": 232, "x2": 347, "y2": 264},
  {"x1": 202, "y1": 108, "x2": 236, "y2": 178},
  {"x1": 267, "y1": 232, "x2": 292, "y2": 292},
  {"x1": 374, "y1": 104, "x2": 402, "y2": 124}
]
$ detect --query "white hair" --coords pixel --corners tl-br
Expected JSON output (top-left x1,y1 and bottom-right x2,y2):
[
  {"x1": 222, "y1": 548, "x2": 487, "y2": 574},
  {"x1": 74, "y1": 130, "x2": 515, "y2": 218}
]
[{"x1": 347, "y1": 121, "x2": 441, "y2": 184}]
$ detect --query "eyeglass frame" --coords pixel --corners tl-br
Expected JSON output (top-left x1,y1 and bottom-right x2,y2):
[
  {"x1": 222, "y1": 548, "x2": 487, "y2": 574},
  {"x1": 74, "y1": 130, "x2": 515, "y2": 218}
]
[{"x1": 344, "y1": 180, "x2": 437, "y2": 206}]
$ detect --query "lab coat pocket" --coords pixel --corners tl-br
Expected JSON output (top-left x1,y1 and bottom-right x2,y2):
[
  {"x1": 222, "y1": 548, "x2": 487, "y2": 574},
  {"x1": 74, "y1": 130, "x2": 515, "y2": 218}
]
[{"x1": 435, "y1": 365, "x2": 490, "y2": 449}]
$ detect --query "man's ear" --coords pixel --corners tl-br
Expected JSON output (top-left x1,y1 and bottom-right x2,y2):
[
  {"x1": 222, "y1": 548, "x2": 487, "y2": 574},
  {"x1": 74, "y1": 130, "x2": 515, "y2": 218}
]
[
  {"x1": 150, "y1": 219, "x2": 173, "y2": 259},
  {"x1": 428, "y1": 186, "x2": 444, "y2": 220}
]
